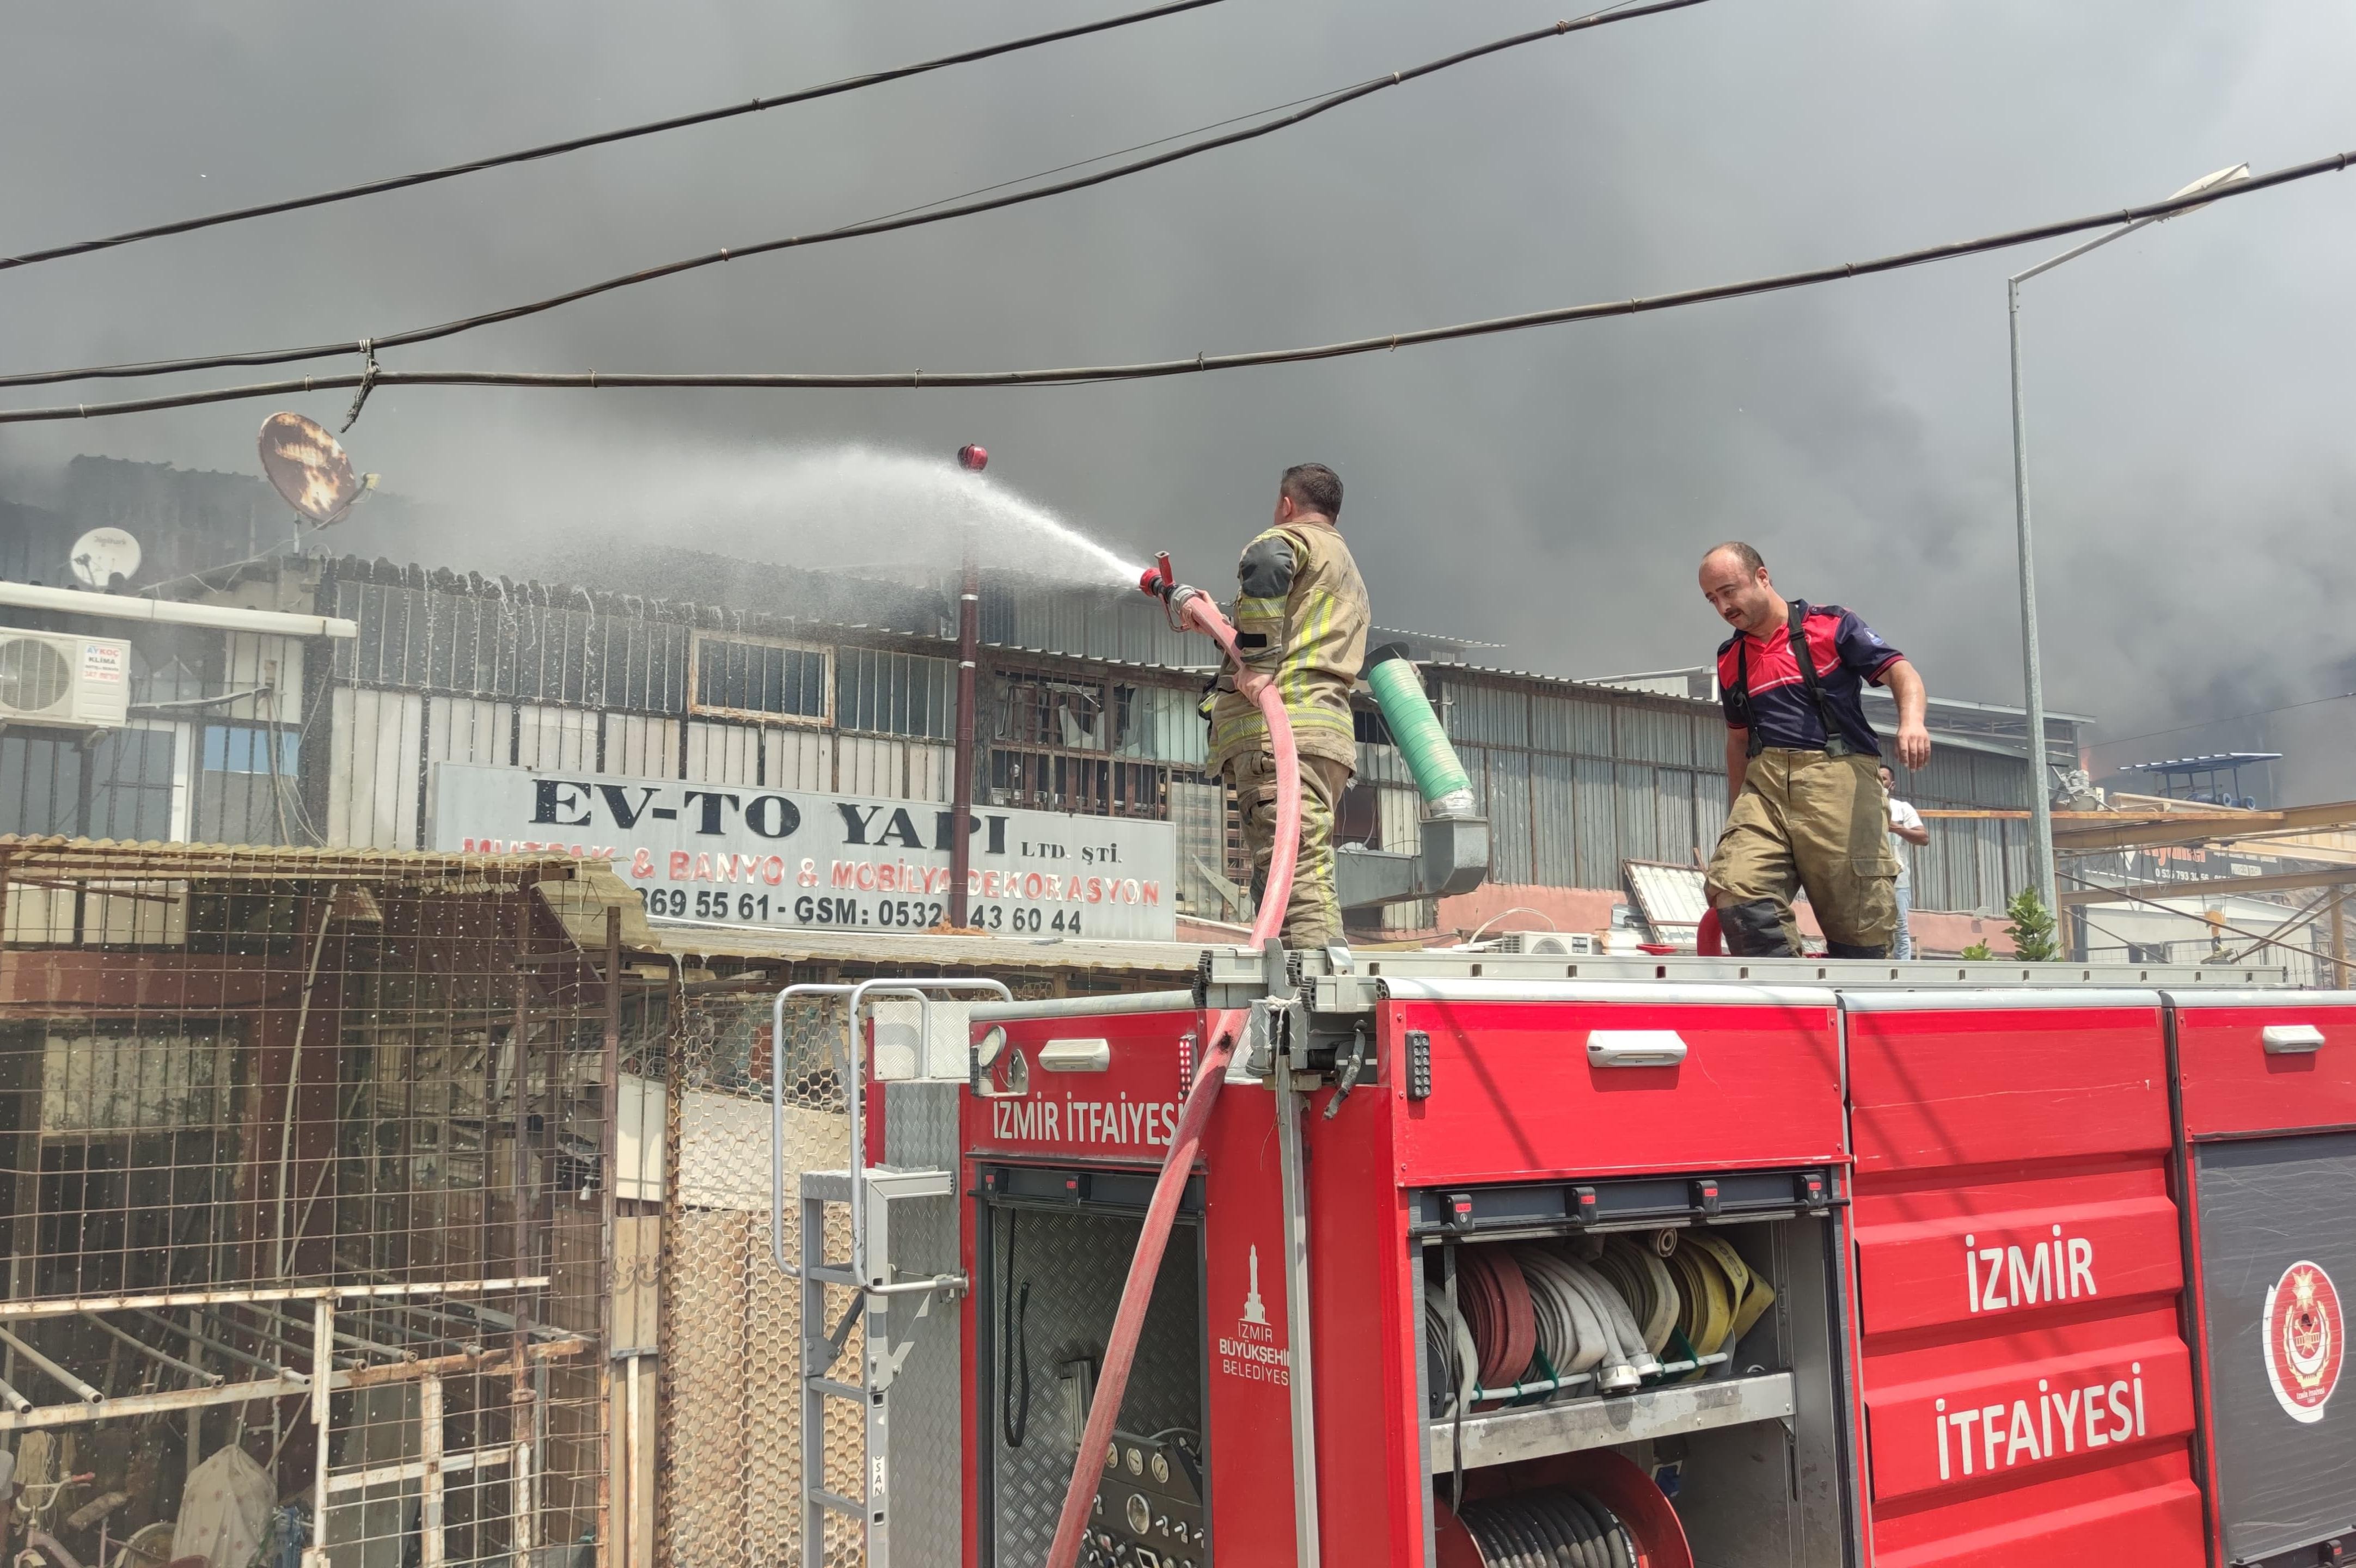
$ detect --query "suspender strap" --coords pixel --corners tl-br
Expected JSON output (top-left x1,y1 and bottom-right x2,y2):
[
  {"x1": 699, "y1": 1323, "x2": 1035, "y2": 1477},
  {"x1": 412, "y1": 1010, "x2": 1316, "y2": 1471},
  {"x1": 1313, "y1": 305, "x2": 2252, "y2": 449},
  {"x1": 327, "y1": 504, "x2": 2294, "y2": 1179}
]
[
  {"x1": 1733, "y1": 602, "x2": 1851, "y2": 758},
  {"x1": 1785, "y1": 601, "x2": 1852, "y2": 757},
  {"x1": 1735, "y1": 636, "x2": 1764, "y2": 759}
]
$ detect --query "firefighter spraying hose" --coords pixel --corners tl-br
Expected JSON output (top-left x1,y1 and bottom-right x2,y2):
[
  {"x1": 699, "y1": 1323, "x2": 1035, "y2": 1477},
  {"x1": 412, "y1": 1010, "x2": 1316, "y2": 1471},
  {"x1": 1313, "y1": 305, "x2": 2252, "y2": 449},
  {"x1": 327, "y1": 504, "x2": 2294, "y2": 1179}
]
[{"x1": 1038, "y1": 553, "x2": 1304, "y2": 1568}]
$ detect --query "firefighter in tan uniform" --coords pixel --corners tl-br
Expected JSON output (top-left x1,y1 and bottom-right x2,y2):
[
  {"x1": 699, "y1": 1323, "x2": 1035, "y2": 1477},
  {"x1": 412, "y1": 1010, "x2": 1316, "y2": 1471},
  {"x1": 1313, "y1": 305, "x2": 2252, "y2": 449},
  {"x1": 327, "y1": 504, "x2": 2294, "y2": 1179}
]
[
  {"x1": 1699, "y1": 542, "x2": 1930, "y2": 958},
  {"x1": 1207, "y1": 463, "x2": 1369, "y2": 948}
]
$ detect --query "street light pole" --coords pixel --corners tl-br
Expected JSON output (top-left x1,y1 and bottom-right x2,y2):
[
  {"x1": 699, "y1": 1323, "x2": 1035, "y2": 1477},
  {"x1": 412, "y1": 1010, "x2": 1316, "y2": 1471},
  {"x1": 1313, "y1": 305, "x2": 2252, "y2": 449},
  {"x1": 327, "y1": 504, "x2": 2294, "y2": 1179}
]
[
  {"x1": 2004, "y1": 274, "x2": 2059, "y2": 922},
  {"x1": 2004, "y1": 161, "x2": 2247, "y2": 925}
]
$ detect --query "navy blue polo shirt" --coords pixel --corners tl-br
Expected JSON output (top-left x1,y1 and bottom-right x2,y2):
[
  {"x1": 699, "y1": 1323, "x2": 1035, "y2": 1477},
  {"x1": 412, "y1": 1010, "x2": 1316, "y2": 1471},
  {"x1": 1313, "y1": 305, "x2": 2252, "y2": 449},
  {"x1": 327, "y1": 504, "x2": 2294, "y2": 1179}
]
[{"x1": 1716, "y1": 603, "x2": 1903, "y2": 758}]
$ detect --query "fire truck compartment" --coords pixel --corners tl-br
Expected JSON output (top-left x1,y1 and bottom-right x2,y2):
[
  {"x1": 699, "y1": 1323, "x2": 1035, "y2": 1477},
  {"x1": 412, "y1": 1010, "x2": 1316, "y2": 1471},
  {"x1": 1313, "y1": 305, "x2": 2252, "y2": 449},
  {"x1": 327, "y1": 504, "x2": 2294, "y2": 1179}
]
[
  {"x1": 1416, "y1": 1188, "x2": 1857, "y2": 1567},
  {"x1": 2169, "y1": 991, "x2": 2356, "y2": 1568},
  {"x1": 973, "y1": 1165, "x2": 1208, "y2": 1568},
  {"x1": 2170, "y1": 989, "x2": 2356, "y2": 1140},
  {"x1": 1377, "y1": 981, "x2": 1847, "y2": 1181},
  {"x1": 1846, "y1": 991, "x2": 2204, "y2": 1567}
]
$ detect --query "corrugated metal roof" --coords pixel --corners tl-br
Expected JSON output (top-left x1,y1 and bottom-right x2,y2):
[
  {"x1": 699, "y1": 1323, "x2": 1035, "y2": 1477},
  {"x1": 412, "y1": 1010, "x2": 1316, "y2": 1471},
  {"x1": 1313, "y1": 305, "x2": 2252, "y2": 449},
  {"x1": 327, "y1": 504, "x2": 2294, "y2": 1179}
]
[{"x1": 1625, "y1": 860, "x2": 1710, "y2": 933}]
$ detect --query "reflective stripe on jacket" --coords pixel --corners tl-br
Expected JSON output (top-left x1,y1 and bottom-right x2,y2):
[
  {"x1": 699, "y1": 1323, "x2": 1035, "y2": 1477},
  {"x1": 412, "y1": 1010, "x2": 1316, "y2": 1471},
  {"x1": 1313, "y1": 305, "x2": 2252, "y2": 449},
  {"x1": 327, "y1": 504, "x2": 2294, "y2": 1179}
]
[{"x1": 1207, "y1": 518, "x2": 1368, "y2": 771}]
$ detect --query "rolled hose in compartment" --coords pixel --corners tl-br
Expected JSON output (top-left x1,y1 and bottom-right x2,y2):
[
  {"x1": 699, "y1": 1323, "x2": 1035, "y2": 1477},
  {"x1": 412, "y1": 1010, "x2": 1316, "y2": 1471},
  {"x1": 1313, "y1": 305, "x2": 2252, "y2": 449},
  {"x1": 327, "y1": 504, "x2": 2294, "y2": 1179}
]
[
  {"x1": 1434, "y1": 1451, "x2": 1692, "y2": 1568},
  {"x1": 1364, "y1": 641, "x2": 1478, "y2": 818}
]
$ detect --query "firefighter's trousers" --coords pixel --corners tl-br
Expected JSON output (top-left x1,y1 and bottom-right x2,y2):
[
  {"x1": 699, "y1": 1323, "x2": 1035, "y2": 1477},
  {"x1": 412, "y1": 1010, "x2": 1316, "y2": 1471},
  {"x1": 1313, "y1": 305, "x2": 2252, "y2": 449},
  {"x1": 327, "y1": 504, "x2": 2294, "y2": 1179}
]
[
  {"x1": 1706, "y1": 748, "x2": 1899, "y2": 957},
  {"x1": 1225, "y1": 749, "x2": 1353, "y2": 949}
]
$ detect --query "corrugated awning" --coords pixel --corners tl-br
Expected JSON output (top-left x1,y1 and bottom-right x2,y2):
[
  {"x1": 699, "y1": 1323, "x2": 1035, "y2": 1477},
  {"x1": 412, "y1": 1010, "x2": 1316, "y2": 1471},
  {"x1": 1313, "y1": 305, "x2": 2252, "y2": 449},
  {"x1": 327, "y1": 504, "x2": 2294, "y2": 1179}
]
[{"x1": 1624, "y1": 859, "x2": 1710, "y2": 939}]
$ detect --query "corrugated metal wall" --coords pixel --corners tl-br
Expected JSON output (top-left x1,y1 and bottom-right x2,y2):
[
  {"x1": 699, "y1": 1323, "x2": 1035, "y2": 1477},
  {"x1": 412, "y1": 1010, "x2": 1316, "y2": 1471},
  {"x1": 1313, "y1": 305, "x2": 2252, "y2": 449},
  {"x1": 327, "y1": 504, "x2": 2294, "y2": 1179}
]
[
  {"x1": 1444, "y1": 676, "x2": 1723, "y2": 889},
  {"x1": 984, "y1": 582, "x2": 1206, "y2": 671},
  {"x1": 1899, "y1": 741, "x2": 2035, "y2": 915},
  {"x1": 320, "y1": 572, "x2": 1037, "y2": 848},
  {"x1": 333, "y1": 573, "x2": 694, "y2": 712},
  {"x1": 293, "y1": 565, "x2": 2042, "y2": 914},
  {"x1": 1435, "y1": 671, "x2": 2035, "y2": 911}
]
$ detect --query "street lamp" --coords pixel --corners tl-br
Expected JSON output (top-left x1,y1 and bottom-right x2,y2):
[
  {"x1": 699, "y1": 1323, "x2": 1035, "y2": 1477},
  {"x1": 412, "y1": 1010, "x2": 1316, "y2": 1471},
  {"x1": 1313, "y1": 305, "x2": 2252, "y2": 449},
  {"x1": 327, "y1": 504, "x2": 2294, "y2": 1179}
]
[{"x1": 2006, "y1": 161, "x2": 2249, "y2": 927}]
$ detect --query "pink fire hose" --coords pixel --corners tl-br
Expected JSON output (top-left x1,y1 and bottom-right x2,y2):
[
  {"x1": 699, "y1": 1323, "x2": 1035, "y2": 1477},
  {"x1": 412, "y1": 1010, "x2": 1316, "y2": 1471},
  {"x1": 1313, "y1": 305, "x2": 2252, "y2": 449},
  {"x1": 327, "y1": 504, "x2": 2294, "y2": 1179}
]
[{"x1": 1038, "y1": 564, "x2": 1304, "y2": 1568}]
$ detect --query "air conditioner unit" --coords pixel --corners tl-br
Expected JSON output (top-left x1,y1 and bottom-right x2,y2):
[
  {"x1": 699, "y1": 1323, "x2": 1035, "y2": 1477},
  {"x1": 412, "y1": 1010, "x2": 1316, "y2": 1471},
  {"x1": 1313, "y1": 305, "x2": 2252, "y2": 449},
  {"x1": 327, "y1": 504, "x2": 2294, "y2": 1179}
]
[
  {"x1": 0, "y1": 628, "x2": 130, "y2": 729},
  {"x1": 1496, "y1": 929, "x2": 1597, "y2": 957}
]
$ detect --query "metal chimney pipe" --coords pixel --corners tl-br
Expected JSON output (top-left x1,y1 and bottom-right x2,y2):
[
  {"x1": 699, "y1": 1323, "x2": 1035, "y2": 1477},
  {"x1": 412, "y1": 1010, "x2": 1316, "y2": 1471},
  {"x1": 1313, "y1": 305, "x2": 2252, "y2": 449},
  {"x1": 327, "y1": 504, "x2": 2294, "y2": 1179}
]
[{"x1": 949, "y1": 444, "x2": 989, "y2": 927}]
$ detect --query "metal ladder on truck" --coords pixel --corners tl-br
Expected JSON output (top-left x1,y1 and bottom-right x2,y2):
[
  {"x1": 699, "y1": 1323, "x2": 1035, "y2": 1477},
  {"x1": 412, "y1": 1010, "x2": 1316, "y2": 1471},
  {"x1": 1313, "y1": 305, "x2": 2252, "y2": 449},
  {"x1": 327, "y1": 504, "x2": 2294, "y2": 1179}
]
[{"x1": 772, "y1": 979, "x2": 1011, "y2": 1568}]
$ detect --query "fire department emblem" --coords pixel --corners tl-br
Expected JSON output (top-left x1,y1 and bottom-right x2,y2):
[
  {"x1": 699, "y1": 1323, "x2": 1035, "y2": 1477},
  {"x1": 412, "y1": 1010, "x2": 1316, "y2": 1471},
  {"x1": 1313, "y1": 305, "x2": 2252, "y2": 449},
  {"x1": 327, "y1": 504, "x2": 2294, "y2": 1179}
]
[{"x1": 2262, "y1": 1260, "x2": 2343, "y2": 1424}]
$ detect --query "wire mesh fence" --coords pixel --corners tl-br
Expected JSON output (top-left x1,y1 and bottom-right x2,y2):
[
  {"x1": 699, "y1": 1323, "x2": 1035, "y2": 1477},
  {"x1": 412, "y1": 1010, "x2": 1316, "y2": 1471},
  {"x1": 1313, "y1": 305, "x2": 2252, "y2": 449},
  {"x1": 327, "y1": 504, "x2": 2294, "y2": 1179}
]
[
  {"x1": 651, "y1": 969, "x2": 1105, "y2": 1568},
  {"x1": 655, "y1": 988, "x2": 864, "y2": 1568},
  {"x1": 0, "y1": 837, "x2": 614, "y2": 1568}
]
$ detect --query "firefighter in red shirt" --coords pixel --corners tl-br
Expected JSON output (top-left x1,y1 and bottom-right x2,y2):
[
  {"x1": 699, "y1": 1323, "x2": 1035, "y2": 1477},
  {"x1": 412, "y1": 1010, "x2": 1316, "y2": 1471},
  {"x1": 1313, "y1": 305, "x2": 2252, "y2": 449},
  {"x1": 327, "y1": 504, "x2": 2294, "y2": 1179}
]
[{"x1": 1699, "y1": 542, "x2": 1930, "y2": 958}]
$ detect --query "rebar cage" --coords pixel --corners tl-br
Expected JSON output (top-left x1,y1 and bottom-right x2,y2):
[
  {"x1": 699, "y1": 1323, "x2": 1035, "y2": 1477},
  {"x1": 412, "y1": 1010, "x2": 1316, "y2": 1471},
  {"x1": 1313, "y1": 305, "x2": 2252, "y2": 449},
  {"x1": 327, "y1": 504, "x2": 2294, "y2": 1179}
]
[{"x1": 0, "y1": 836, "x2": 615, "y2": 1568}]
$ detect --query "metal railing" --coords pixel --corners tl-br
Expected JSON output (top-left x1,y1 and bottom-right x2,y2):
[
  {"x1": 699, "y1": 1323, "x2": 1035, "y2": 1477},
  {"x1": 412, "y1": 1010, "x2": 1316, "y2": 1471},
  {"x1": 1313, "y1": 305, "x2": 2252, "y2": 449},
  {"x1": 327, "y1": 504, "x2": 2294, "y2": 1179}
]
[{"x1": 768, "y1": 977, "x2": 1010, "y2": 1292}]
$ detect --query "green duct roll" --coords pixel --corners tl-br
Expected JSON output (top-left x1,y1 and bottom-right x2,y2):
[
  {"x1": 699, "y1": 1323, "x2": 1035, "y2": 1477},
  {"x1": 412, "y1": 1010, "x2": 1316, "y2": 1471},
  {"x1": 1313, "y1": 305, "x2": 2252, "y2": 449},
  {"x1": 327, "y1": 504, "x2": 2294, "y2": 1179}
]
[{"x1": 1364, "y1": 644, "x2": 1478, "y2": 819}]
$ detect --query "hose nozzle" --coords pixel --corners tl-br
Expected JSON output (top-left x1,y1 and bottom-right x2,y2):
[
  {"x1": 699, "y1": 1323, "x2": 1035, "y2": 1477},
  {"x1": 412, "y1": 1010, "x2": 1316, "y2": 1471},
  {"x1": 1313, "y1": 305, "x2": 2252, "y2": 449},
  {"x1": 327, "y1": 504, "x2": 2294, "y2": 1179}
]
[{"x1": 1137, "y1": 551, "x2": 1177, "y2": 600}]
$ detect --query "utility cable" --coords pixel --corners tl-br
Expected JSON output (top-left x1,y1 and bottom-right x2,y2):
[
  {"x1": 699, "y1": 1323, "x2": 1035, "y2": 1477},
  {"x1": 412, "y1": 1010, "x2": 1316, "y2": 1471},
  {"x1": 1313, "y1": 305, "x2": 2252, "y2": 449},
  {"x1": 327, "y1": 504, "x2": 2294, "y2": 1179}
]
[
  {"x1": 6, "y1": 142, "x2": 2347, "y2": 425},
  {"x1": 2091, "y1": 690, "x2": 2356, "y2": 750},
  {"x1": 0, "y1": 0, "x2": 1228, "y2": 273},
  {"x1": 0, "y1": 0, "x2": 1712, "y2": 392}
]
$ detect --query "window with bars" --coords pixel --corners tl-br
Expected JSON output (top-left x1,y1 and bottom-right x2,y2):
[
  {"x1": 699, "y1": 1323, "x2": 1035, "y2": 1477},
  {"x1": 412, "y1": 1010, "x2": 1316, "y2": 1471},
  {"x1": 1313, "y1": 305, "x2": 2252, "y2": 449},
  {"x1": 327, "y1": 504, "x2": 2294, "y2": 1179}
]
[
  {"x1": 987, "y1": 749, "x2": 1173, "y2": 819},
  {"x1": 193, "y1": 722, "x2": 307, "y2": 847},
  {"x1": 834, "y1": 645, "x2": 953, "y2": 739},
  {"x1": 997, "y1": 672, "x2": 1110, "y2": 752},
  {"x1": 333, "y1": 579, "x2": 694, "y2": 712},
  {"x1": 690, "y1": 633, "x2": 832, "y2": 725},
  {"x1": 0, "y1": 726, "x2": 178, "y2": 842}
]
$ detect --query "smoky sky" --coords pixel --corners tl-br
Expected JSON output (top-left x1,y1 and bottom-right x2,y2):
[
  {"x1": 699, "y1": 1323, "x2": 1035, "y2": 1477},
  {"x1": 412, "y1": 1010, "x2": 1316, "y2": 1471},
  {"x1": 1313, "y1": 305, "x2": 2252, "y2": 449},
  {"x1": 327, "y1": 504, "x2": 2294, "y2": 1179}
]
[{"x1": 5, "y1": 1, "x2": 2354, "y2": 797}]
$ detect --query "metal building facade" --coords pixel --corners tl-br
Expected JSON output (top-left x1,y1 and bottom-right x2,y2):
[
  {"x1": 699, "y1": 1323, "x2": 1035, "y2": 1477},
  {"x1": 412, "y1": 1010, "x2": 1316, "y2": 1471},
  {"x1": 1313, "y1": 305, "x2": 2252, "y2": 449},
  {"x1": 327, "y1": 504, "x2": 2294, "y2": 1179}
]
[
  {"x1": 2, "y1": 548, "x2": 2046, "y2": 923},
  {"x1": 1410, "y1": 665, "x2": 2037, "y2": 917}
]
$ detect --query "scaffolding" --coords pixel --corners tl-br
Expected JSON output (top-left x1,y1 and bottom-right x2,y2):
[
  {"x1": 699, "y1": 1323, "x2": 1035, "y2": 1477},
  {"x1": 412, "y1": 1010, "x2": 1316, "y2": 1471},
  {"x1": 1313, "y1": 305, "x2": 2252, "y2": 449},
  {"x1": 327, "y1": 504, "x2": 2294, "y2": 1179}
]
[{"x1": 0, "y1": 837, "x2": 615, "y2": 1568}]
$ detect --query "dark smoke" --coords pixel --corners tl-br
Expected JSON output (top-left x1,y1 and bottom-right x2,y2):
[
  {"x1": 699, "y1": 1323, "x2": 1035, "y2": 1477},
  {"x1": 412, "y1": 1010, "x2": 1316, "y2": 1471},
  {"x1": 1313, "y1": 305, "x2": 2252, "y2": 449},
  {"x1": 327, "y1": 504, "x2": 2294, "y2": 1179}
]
[{"x1": 3, "y1": 0, "x2": 2353, "y2": 795}]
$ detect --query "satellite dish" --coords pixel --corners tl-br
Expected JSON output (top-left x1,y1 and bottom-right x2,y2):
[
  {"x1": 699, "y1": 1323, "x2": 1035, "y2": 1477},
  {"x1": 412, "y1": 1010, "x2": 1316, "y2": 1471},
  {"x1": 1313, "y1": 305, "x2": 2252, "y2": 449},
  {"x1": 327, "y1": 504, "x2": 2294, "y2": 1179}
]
[
  {"x1": 259, "y1": 411, "x2": 364, "y2": 526},
  {"x1": 69, "y1": 526, "x2": 142, "y2": 589}
]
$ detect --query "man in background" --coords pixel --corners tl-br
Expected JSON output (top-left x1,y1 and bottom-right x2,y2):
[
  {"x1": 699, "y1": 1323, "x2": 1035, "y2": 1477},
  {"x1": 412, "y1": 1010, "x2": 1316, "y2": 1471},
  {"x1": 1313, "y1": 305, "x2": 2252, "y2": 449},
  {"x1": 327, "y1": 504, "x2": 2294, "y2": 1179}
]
[
  {"x1": 1699, "y1": 541, "x2": 1929, "y2": 958},
  {"x1": 1205, "y1": 463, "x2": 1369, "y2": 948},
  {"x1": 1881, "y1": 763, "x2": 1929, "y2": 959}
]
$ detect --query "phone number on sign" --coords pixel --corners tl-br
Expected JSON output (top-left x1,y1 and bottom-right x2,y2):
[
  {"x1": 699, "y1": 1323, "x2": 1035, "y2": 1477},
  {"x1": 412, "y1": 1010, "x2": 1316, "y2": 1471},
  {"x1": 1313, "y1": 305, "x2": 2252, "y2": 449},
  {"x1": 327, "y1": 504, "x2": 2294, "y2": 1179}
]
[{"x1": 636, "y1": 887, "x2": 1092, "y2": 933}]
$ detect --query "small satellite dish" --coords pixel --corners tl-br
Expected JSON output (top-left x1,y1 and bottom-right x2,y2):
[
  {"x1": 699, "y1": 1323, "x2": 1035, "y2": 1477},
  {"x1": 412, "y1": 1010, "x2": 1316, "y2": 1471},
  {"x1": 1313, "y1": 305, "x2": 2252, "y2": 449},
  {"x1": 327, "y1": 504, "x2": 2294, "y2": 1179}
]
[
  {"x1": 259, "y1": 411, "x2": 364, "y2": 526},
  {"x1": 69, "y1": 526, "x2": 142, "y2": 590}
]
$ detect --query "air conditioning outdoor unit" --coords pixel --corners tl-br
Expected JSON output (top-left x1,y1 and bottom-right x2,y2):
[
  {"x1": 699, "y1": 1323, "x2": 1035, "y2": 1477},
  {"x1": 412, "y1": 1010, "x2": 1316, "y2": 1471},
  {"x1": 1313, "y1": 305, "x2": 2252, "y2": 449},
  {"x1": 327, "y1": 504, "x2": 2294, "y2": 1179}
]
[
  {"x1": 1496, "y1": 929, "x2": 1598, "y2": 957},
  {"x1": 0, "y1": 628, "x2": 130, "y2": 729}
]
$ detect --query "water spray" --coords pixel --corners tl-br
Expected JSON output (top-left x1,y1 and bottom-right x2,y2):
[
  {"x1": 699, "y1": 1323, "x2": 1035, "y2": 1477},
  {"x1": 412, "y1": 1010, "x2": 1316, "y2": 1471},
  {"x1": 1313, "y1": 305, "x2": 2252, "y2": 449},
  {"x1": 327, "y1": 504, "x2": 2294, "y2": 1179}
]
[{"x1": 1041, "y1": 550, "x2": 1306, "y2": 1568}]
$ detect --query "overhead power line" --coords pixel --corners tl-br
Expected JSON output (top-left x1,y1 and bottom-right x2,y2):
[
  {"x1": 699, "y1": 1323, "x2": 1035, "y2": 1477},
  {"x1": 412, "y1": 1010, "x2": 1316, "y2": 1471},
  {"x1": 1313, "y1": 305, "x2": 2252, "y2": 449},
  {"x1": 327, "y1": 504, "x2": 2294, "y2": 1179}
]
[
  {"x1": 3, "y1": 145, "x2": 2345, "y2": 425},
  {"x1": 0, "y1": 0, "x2": 1227, "y2": 273},
  {"x1": 2091, "y1": 690, "x2": 2356, "y2": 750},
  {"x1": 0, "y1": 0, "x2": 1712, "y2": 392}
]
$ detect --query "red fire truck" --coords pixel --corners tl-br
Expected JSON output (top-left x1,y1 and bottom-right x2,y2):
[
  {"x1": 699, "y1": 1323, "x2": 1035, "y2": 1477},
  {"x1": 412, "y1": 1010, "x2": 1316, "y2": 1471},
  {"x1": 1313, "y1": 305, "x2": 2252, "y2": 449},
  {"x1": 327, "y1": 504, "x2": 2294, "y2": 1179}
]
[
  {"x1": 776, "y1": 951, "x2": 2354, "y2": 1568},
  {"x1": 773, "y1": 566, "x2": 2355, "y2": 1568}
]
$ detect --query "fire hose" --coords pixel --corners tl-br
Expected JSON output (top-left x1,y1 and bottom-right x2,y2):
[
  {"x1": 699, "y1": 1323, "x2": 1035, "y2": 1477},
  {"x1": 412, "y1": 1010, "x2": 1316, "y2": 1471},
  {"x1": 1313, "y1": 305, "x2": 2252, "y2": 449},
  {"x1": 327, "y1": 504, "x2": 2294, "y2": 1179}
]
[{"x1": 1039, "y1": 558, "x2": 1304, "y2": 1568}]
